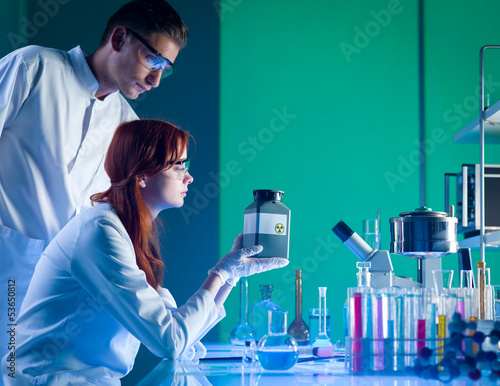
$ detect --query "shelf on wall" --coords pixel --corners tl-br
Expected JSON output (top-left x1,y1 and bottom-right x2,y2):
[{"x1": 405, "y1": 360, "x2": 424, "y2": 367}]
[
  {"x1": 454, "y1": 99, "x2": 500, "y2": 144},
  {"x1": 458, "y1": 230, "x2": 500, "y2": 249}
]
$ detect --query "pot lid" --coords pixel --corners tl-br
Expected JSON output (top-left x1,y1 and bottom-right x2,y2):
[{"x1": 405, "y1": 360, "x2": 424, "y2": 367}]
[{"x1": 398, "y1": 206, "x2": 448, "y2": 218}]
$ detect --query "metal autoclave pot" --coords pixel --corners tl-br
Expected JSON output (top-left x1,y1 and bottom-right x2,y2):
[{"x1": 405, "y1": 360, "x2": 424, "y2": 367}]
[{"x1": 332, "y1": 207, "x2": 459, "y2": 288}]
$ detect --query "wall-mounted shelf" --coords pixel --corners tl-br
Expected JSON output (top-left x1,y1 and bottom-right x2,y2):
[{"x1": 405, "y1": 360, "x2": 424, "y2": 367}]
[
  {"x1": 459, "y1": 230, "x2": 500, "y2": 249},
  {"x1": 454, "y1": 99, "x2": 500, "y2": 144}
]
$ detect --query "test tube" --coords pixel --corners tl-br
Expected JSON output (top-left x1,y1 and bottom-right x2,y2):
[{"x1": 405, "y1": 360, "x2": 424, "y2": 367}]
[
  {"x1": 437, "y1": 314, "x2": 446, "y2": 361},
  {"x1": 455, "y1": 288, "x2": 465, "y2": 320},
  {"x1": 383, "y1": 287, "x2": 396, "y2": 372},
  {"x1": 416, "y1": 289, "x2": 426, "y2": 355},
  {"x1": 404, "y1": 289, "x2": 416, "y2": 366},
  {"x1": 395, "y1": 290, "x2": 405, "y2": 371},
  {"x1": 425, "y1": 289, "x2": 437, "y2": 364},
  {"x1": 477, "y1": 262, "x2": 487, "y2": 319},
  {"x1": 373, "y1": 292, "x2": 384, "y2": 371},
  {"x1": 353, "y1": 291, "x2": 362, "y2": 373},
  {"x1": 436, "y1": 288, "x2": 448, "y2": 362}
]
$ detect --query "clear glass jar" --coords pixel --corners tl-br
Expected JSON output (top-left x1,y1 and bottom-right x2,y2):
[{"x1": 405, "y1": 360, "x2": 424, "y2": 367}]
[
  {"x1": 252, "y1": 285, "x2": 280, "y2": 341},
  {"x1": 257, "y1": 310, "x2": 299, "y2": 370}
]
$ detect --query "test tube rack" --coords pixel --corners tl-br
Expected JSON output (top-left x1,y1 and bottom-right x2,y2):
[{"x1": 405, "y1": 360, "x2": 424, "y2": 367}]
[{"x1": 344, "y1": 286, "x2": 499, "y2": 376}]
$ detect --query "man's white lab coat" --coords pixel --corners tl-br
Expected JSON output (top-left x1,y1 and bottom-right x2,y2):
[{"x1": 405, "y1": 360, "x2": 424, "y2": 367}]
[{"x1": 0, "y1": 45, "x2": 138, "y2": 362}]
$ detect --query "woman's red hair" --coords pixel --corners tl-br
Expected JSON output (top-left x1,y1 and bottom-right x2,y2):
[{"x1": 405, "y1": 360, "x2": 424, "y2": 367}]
[{"x1": 91, "y1": 119, "x2": 190, "y2": 290}]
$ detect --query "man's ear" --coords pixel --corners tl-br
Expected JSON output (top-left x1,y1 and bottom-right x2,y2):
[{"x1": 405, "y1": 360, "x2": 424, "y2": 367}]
[
  {"x1": 110, "y1": 26, "x2": 128, "y2": 52},
  {"x1": 137, "y1": 175, "x2": 147, "y2": 188}
]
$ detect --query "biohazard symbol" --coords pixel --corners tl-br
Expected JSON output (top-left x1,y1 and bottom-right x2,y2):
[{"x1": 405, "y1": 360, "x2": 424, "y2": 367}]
[{"x1": 275, "y1": 223, "x2": 285, "y2": 234}]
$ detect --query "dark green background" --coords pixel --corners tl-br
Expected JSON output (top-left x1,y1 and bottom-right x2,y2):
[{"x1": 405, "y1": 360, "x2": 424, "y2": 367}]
[{"x1": 2, "y1": 0, "x2": 500, "y2": 383}]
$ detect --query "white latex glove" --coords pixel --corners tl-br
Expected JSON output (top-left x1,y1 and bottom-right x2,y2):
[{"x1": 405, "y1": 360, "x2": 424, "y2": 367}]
[{"x1": 209, "y1": 234, "x2": 289, "y2": 284}]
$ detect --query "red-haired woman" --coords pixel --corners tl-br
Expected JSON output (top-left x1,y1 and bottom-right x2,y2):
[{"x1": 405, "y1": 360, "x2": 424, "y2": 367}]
[{"x1": 4, "y1": 120, "x2": 288, "y2": 385}]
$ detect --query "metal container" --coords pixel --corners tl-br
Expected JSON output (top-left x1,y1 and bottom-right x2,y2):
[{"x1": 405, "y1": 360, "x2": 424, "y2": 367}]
[{"x1": 389, "y1": 207, "x2": 458, "y2": 259}]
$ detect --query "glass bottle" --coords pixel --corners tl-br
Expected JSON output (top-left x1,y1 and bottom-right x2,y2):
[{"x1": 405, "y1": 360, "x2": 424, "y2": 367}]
[
  {"x1": 343, "y1": 262, "x2": 371, "y2": 340},
  {"x1": 230, "y1": 278, "x2": 256, "y2": 345},
  {"x1": 257, "y1": 310, "x2": 299, "y2": 370},
  {"x1": 252, "y1": 285, "x2": 280, "y2": 341},
  {"x1": 288, "y1": 270, "x2": 309, "y2": 345},
  {"x1": 313, "y1": 287, "x2": 334, "y2": 348}
]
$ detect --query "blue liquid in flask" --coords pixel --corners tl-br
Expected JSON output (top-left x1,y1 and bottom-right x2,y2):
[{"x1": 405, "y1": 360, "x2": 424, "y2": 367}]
[{"x1": 256, "y1": 350, "x2": 299, "y2": 370}]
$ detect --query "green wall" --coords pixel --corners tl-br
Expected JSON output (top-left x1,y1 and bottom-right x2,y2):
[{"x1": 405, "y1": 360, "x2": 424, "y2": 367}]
[{"x1": 219, "y1": 0, "x2": 500, "y2": 343}]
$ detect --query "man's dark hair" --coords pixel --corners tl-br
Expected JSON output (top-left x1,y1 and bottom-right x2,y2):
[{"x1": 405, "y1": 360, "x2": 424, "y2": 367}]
[{"x1": 100, "y1": 0, "x2": 188, "y2": 48}]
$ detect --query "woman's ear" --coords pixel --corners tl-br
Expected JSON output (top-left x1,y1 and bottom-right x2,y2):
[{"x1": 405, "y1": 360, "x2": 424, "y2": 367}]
[{"x1": 137, "y1": 175, "x2": 147, "y2": 188}]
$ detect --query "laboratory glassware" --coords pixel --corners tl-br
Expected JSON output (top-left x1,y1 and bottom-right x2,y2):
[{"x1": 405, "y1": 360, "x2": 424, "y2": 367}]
[
  {"x1": 257, "y1": 310, "x2": 299, "y2": 370},
  {"x1": 312, "y1": 287, "x2": 334, "y2": 348},
  {"x1": 363, "y1": 217, "x2": 380, "y2": 250},
  {"x1": 476, "y1": 263, "x2": 493, "y2": 319},
  {"x1": 309, "y1": 308, "x2": 331, "y2": 345},
  {"x1": 252, "y1": 284, "x2": 281, "y2": 341},
  {"x1": 343, "y1": 261, "x2": 371, "y2": 343},
  {"x1": 287, "y1": 270, "x2": 309, "y2": 345},
  {"x1": 460, "y1": 269, "x2": 475, "y2": 288},
  {"x1": 356, "y1": 261, "x2": 371, "y2": 287},
  {"x1": 230, "y1": 278, "x2": 256, "y2": 345}
]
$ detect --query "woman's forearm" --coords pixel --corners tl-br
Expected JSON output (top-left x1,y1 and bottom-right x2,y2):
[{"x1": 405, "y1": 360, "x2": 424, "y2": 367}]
[
  {"x1": 200, "y1": 273, "x2": 234, "y2": 310},
  {"x1": 214, "y1": 282, "x2": 233, "y2": 310}
]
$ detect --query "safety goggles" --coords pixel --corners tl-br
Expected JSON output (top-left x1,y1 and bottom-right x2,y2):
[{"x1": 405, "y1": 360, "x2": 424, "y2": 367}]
[
  {"x1": 127, "y1": 28, "x2": 175, "y2": 79},
  {"x1": 166, "y1": 158, "x2": 190, "y2": 180}
]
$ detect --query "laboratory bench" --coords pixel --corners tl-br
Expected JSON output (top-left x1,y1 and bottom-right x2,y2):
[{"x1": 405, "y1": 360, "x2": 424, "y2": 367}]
[{"x1": 129, "y1": 344, "x2": 485, "y2": 385}]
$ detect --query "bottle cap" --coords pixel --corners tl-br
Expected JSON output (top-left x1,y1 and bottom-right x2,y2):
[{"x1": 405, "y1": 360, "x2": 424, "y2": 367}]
[{"x1": 253, "y1": 189, "x2": 284, "y2": 201}]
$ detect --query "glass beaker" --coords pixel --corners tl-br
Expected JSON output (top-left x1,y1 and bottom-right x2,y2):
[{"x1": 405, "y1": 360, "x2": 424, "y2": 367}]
[
  {"x1": 363, "y1": 218, "x2": 380, "y2": 250},
  {"x1": 288, "y1": 270, "x2": 309, "y2": 345},
  {"x1": 257, "y1": 310, "x2": 299, "y2": 370},
  {"x1": 459, "y1": 270, "x2": 475, "y2": 289},
  {"x1": 252, "y1": 285, "x2": 281, "y2": 341},
  {"x1": 230, "y1": 278, "x2": 256, "y2": 345},
  {"x1": 432, "y1": 269, "x2": 454, "y2": 294}
]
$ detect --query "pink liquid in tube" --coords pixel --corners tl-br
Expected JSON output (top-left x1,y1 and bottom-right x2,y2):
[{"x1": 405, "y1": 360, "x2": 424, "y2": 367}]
[
  {"x1": 353, "y1": 292, "x2": 362, "y2": 373},
  {"x1": 417, "y1": 319, "x2": 426, "y2": 353}
]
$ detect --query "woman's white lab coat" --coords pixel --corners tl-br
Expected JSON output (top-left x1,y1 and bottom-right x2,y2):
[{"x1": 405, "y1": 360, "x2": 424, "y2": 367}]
[{"x1": 1, "y1": 203, "x2": 223, "y2": 385}]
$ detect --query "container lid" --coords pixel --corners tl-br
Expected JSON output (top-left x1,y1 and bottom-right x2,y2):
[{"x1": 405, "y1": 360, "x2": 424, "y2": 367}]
[
  {"x1": 397, "y1": 206, "x2": 449, "y2": 218},
  {"x1": 253, "y1": 189, "x2": 284, "y2": 201}
]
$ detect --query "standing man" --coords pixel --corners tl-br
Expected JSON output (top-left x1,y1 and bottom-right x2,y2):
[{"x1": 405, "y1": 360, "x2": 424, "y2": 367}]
[{"x1": 0, "y1": 0, "x2": 187, "y2": 364}]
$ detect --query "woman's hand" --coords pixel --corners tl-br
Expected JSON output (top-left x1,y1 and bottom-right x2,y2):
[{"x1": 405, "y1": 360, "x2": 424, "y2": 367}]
[{"x1": 208, "y1": 234, "x2": 289, "y2": 284}]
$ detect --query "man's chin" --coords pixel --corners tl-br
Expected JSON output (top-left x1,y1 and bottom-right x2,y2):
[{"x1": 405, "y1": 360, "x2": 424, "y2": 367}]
[
  {"x1": 123, "y1": 92, "x2": 140, "y2": 100},
  {"x1": 120, "y1": 88, "x2": 142, "y2": 100}
]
